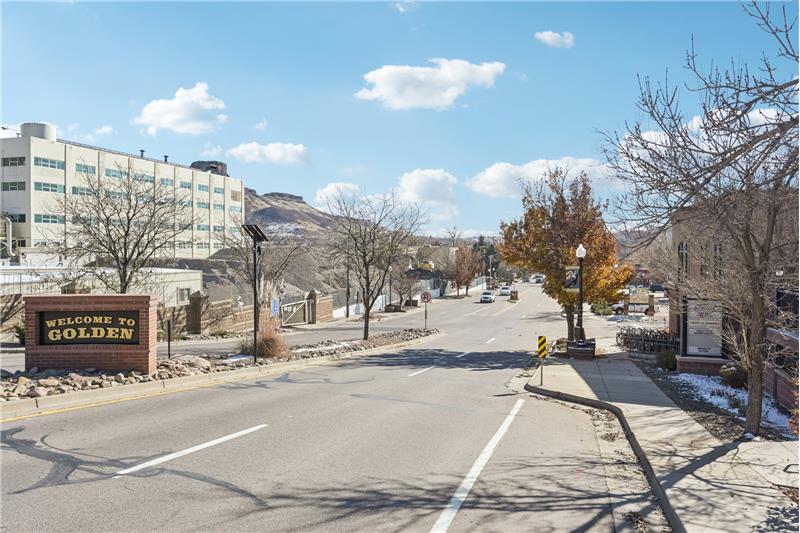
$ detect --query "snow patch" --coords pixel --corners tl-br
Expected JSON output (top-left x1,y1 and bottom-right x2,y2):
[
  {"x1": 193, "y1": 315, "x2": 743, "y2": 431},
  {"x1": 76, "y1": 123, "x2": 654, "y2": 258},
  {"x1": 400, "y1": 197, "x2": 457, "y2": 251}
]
[{"x1": 669, "y1": 373, "x2": 795, "y2": 437}]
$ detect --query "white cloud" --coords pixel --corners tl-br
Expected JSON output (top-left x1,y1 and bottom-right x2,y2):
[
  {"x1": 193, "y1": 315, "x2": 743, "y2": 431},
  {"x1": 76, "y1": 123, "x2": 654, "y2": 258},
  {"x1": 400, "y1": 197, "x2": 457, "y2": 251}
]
[
  {"x1": 534, "y1": 31, "x2": 575, "y2": 48},
  {"x1": 393, "y1": 1, "x2": 414, "y2": 13},
  {"x1": 314, "y1": 182, "x2": 362, "y2": 207},
  {"x1": 226, "y1": 141, "x2": 309, "y2": 165},
  {"x1": 254, "y1": 118, "x2": 269, "y2": 130},
  {"x1": 467, "y1": 157, "x2": 610, "y2": 198},
  {"x1": 133, "y1": 82, "x2": 227, "y2": 135},
  {"x1": 84, "y1": 125, "x2": 115, "y2": 142},
  {"x1": 0, "y1": 124, "x2": 20, "y2": 139},
  {"x1": 355, "y1": 58, "x2": 506, "y2": 110},
  {"x1": 201, "y1": 142, "x2": 223, "y2": 158},
  {"x1": 396, "y1": 168, "x2": 459, "y2": 223}
]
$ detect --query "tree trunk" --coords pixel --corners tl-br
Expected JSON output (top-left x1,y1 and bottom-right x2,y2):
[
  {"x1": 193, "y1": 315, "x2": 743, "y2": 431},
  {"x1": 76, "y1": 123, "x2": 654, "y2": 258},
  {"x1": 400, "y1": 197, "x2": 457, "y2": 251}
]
[
  {"x1": 744, "y1": 356, "x2": 764, "y2": 436},
  {"x1": 363, "y1": 303, "x2": 371, "y2": 340},
  {"x1": 564, "y1": 305, "x2": 575, "y2": 341}
]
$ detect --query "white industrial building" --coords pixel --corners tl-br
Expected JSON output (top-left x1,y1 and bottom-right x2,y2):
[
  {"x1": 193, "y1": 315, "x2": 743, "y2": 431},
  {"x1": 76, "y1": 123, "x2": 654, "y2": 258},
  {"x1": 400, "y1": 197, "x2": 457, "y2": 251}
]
[{"x1": 0, "y1": 122, "x2": 245, "y2": 264}]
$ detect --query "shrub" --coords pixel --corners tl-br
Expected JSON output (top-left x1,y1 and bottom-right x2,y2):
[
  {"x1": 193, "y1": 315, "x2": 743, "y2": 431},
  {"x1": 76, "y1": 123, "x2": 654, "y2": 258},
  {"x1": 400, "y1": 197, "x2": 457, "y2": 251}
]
[
  {"x1": 210, "y1": 330, "x2": 229, "y2": 338},
  {"x1": 239, "y1": 326, "x2": 288, "y2": 359},
  {"x1": 12, "y1": 324, "x2": 25, "y2": 345},
  {"x1": 719, "y1": 363, "x2": 748, "y2": 389},
  {"x1": 656, "y1": 350, "x2": 677, "y2": 371},
  {"x1": 556, "y1": 337, "x2": 568, "y2": 352}
]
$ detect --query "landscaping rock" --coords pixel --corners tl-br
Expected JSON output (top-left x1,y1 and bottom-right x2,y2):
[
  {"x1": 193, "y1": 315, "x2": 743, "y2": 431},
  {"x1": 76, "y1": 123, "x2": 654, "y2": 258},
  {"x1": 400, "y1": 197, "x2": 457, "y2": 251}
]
[
  {"x1": 27, "y1": 387, "x2": 49, "y2": 398},
  {"x1": 39, "y1": 378, "x2": 60, "y2": 387}
]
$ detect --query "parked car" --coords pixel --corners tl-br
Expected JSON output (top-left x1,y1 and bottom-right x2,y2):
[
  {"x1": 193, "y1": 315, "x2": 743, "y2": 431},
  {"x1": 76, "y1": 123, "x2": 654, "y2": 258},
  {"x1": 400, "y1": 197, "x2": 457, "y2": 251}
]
[
  {"x1": 612, "y1": 301, "x2": 659, "y2": 315},
  {"x1": 648, "y1": 284, "x2": 666, "y2": 298},
  {"x1": 499, "y1": 286, "x2": 511, "y2": 296},
  {"x1": 533, "y1": 274, "x2": 543, "y2": 284},
  {"x1": 480, "y1": 290, "x2": 496, "y2": 303}
]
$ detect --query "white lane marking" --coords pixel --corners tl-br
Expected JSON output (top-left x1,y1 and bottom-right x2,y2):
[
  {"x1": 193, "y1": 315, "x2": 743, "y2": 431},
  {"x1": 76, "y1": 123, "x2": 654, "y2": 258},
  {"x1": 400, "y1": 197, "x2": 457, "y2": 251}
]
[
  {"x1": 456, "y1": 351, "x2": 472, "y2": 359},
  {"x1": 429, "y1": 399, "x2": 525, "y2": 533},
  {"x1": 464, "y1": 307, "x2": 487, "y2": 317},
  {"x1": 485, "y1": 337, "x2": 495, "y2": 344},
  {"x1": 113, "y1": 424, "x2": 267, "y2": 478},
  {"x1": 407, "y1": 366, "x2": 436, "y2": 377}
]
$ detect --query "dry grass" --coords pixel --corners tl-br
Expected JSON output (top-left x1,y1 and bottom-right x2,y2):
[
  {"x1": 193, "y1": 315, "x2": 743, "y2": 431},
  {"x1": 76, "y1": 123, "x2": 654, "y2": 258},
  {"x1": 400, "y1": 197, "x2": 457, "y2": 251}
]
[{"x1": 239, "y1": 325, "x2": 289, "y2": 359}]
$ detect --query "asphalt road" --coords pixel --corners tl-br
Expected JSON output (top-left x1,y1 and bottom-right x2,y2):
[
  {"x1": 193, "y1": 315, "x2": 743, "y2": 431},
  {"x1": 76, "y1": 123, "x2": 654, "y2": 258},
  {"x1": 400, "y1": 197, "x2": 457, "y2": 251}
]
[{"x1": 2, "y1": 285, "x2": 645, "y2": 532}]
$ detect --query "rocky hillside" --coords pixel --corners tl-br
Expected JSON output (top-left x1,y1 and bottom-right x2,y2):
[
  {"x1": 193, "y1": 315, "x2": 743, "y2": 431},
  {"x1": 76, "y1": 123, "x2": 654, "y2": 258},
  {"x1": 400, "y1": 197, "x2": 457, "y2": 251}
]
[{"x1": 245, "y1": 189, "x2": 334, "y2": 237}]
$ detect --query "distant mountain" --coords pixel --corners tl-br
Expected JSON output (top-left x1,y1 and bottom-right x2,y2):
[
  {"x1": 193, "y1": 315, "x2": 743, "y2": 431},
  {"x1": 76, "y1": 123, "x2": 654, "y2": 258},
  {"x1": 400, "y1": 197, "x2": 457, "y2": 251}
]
[{"x1": 244, "y1": 189, "x2": 335, "y2": 236}]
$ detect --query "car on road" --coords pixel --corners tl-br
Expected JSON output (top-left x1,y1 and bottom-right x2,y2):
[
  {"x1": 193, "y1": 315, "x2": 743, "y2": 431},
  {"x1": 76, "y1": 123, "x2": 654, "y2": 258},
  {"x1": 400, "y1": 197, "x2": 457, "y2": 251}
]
[
  {"x1": 533, "y1": 274, "x2": 543, "y2": 284},
  {"x1": 498, "y1": 286, "x2": 511, "y2": 296},
  {"x1": 480, "y1": 290, "x2": 496, "y2": 303}
]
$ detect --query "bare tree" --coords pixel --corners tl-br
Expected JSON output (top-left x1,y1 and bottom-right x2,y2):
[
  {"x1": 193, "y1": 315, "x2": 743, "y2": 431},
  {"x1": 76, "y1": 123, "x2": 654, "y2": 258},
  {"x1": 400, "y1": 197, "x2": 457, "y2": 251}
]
[
  {"x1": 49, "y1": 165, "x2": 195, "y2": 293},
  {"x1": 218, "y1": 216, "x2": 307, "y2": 321},
  {"x1": 327, "y1": 191, "x2": 425, "y2": 339},
  {"x1": 390, "y1": 256, "x2": 419, "y2": 307},
  {"x1": 603, "y1": 2, "x2": 798, "y2": 436}
]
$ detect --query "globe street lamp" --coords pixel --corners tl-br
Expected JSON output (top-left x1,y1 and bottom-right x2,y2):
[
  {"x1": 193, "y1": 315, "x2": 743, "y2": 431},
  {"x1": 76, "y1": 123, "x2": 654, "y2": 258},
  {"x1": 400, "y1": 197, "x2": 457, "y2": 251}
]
[{"x1": 575, "y1": 244, "x2": 587, "y2": 343}]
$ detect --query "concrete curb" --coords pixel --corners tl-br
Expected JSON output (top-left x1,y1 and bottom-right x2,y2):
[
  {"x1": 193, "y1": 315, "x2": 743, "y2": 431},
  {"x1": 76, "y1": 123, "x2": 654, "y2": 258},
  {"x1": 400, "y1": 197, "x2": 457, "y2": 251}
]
[
  {"x1": 524, "y1": 381, "x2": 687, "y2": 533},
  {"x1": 1, "y1": 331, "x2": 445, "y2": 421}
]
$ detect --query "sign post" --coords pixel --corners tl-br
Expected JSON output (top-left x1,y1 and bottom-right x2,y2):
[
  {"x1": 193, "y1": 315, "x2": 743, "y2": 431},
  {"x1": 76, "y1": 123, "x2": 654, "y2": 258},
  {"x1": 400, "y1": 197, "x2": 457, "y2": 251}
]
[
  {"x1": 421, "y1": 291, "x2": 432, "y2": 329},
  {"x1": 538, "y1": 335, "x2": 547, "y2": 385}
]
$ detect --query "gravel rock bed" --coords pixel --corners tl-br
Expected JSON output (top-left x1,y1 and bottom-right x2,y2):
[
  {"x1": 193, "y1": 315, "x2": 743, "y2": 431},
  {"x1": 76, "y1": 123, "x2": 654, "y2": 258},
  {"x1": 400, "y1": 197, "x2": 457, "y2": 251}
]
[
  {"x1": 1, "y1": 328, "x2": 437, "y2": 402},
  {"x1": 633, "y1": 359, "x2": 789, "y2": 442}
]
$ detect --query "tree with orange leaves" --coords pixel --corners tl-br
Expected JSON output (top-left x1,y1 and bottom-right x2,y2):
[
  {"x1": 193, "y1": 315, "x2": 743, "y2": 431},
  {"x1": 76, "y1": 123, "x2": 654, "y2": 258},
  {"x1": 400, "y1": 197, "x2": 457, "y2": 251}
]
[{"x1": 499, "y1": 168, "x2": 631, "y2": 340}]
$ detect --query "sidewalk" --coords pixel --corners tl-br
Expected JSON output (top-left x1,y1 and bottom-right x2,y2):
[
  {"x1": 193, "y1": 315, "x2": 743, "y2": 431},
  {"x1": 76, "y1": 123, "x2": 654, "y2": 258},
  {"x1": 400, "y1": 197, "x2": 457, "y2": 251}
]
[{"x1": 527, "y1": 356, "x2": 799, "y2": 533}]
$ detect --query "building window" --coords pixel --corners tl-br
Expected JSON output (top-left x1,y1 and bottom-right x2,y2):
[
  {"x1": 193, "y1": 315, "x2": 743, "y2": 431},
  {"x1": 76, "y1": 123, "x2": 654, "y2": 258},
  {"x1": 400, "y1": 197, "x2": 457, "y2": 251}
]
[
  {"x1": 34, "y1": 214, "x2": 64, "y2": 224},
  {"x1": 212, "y1": 225, "x2": 224, "y2": 232},
  {"x1": 197, "y1": 242, "x2": 210, "y2": 249},
  {"x1": 177, "y1": 288, "x2": 191, "y2": 305},
  {"x1": 160, "y1": 178, "x2": 174, "y2": 187},
  {"x1": 213, "y1": 186, "x2": 224, "y2": 194},
  {"x1": 12, "y1": 239, "x2": 27, "y2": 248},
  {"x1": 213, "y1": 203, "x2": 224, "y2": 211},
  {"x1": 713, "y1": 243, "x2": 723, "y2": 280},
  {"x1": 1, "y1": 181, "x2": 26, "y2": 191},
  {"x1": 2, "y1": 156, "x2": 26, "y2": 167},
  {"x1": 179, "y1": 200, "x2": 192, "y2": 207},
  {"x1": 196, "y1": 224, "x2": 209, "y2": 231},
  {"x1": 176, "y1": 241, "x2": 192, "y2": 249},
  {"x1": 198, "y1": 184, "x2": 209, "y2": 192},
  {"x1": 108, "y1": 190, "x2": 128, "y2": 199},
  {"x1": 179, "y1": 181, "x2": 192, "y2": 189},
  {"x1": 71, "y1": 186, "x2": 93, "y2": 196},
  {"x1": 678, "y1": 242, "x2": 689, "y2": 282},
  {"x1": 134, "y1": 173, "x2": 155, "y2": 183},
  {"x1": 196, "y1": 201, "x2": 210, "y2": 209},
  {"x1": 230, "y1": 190, "x2": 242, "y2": 202},
  {"x1": 34, "y1": 156, "x2": 65, "y2": 170},
  {"x1": 34, "y1": 181, "x2": 65, "y2": 193},
  {"x1": 213, "y1": 242, "x2": 224, "y2": 249},
  {"x1": 75, "y1": 163, "x2": 96, "y2": 175},
  {"x1": 105, "y1": 168, "x2": 128, "y2": 179},
  {"x1": 230, "y1": 206, "x2": 242, "y2": 213},
  {"x1": 5, "y1": 213, "x2": 26, "y2": 223},
  {"x1": 229, "y1": 225, "x2": 238, "y2": 233}
]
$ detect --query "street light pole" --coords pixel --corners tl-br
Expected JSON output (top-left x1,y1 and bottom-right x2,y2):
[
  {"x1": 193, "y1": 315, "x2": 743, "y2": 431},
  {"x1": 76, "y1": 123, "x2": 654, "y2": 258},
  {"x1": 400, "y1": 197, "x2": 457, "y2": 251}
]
[
  {"x1": 576, "y1": 244, "x2": 587, "y2": 344},
  {"x1": 242, "y1": 224, "x2": 268, "y2": 365}
]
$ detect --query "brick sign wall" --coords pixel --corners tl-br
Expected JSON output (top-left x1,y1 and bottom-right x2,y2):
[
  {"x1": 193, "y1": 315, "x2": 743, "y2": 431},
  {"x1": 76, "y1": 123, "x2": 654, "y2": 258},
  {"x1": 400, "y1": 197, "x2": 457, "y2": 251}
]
[{"x1": 24, "y1": 294, "x2": 158, "y2": 374}]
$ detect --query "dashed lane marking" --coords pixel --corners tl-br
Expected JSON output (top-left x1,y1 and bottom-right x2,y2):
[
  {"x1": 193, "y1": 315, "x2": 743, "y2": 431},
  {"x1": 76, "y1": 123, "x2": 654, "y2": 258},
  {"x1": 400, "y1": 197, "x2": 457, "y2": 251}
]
[{"x1": 113, "y1": 424, "x2": 267, "y2": 478}]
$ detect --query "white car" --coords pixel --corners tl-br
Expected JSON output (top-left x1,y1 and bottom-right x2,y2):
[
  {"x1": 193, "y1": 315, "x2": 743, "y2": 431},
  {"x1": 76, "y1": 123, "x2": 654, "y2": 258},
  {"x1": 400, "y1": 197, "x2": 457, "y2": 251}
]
[
  {"x1": 499, "y1": 286, "x2": 511, "y2": 296},
  {"x1": 480, "y1": 290, "x2": 496, "y2": 303}
]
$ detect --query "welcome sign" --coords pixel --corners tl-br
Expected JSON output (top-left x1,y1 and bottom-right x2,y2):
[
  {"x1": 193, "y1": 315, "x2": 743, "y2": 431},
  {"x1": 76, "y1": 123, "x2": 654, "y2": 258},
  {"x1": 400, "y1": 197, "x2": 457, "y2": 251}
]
[{"x1": 39, "y1": 311, "x2": 140, "y2": 345}]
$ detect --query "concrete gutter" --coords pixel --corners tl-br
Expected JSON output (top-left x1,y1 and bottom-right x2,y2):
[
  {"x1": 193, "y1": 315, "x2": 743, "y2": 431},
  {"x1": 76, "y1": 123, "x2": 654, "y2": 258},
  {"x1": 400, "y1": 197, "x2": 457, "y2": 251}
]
[
  {"x1": 524, "y1": 379, "x2": 687, "y2": 533},
  {"x1": 1, "y1": 331, "x2": 445, "y2": 422}
]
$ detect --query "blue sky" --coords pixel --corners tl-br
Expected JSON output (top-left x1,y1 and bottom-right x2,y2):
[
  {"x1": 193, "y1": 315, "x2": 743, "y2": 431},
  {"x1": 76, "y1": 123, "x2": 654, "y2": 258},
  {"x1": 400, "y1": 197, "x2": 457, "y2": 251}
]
[{"x1": 2, "y1": 1, "x2": 794, "y2": 235}]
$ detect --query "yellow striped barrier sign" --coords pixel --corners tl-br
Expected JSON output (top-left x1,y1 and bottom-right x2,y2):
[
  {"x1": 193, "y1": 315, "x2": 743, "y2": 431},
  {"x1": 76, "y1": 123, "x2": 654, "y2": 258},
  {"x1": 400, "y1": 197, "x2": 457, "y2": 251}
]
[{"x1": 537, "y1": 336, "x2": 547, "y2": 359}]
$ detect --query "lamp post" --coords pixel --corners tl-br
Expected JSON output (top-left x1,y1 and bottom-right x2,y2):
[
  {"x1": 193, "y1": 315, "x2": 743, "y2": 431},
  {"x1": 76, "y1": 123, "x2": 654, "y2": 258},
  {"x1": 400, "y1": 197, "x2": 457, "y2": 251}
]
[
  {"x1": 242, "y1": 224, "x2": 268, "y2": 365},
  {"x1": 575, "y1": 243, "x2": 587, "y2": 343}
]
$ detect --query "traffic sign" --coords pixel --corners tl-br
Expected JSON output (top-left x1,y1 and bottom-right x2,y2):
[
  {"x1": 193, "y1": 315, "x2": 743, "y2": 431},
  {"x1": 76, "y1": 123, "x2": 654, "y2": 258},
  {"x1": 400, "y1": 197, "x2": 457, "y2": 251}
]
[
  {"x1": 420, "y1": 291, "x2": 432, "y2": 303},
  {"x1": 538, "y1": 336, "x2": 547, "y2": 358}
]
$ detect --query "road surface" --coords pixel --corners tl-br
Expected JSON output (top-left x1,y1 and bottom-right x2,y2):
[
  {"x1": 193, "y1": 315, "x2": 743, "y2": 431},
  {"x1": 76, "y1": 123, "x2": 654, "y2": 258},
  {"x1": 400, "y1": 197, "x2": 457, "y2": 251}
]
[{"x1": 2, "y1": 285, "x2": 651, "y2": 532}]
